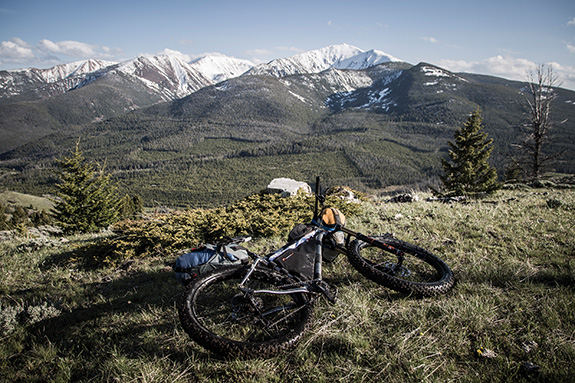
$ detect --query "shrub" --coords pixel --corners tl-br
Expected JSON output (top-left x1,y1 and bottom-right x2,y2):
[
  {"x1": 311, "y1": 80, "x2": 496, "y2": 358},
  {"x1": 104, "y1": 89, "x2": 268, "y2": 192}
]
[{"x1": 98, "y1": 190, "x2": 363, "y2": 265}]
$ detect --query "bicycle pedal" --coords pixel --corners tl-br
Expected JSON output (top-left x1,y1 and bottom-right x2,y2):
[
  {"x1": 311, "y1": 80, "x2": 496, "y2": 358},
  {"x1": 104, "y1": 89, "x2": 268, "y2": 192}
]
[{"x1": 312, "y1": 281, "x2": 338, "y2": 304}]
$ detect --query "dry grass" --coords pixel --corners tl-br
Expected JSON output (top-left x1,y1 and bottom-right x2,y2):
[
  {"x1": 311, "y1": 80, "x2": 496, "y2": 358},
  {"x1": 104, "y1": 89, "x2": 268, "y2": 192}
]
[{"x1": 1, "y1": 188, "x2": 574, "y2": 382}]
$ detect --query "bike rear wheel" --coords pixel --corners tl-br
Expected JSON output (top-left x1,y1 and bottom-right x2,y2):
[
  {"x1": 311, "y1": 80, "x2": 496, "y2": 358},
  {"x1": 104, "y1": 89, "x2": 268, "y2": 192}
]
[
  {"x1": 347, "y1": 236, "x2": 454, "y2": 296},
  {"x1": 178, "y1": 265, "x2": 313, "y2": 357}
]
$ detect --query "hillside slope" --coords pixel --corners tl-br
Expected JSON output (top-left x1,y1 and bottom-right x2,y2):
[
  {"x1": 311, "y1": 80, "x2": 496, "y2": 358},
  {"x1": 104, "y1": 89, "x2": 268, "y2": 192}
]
[{"x1": 1, "y1": 60, "x2": 574, "y2": 207}]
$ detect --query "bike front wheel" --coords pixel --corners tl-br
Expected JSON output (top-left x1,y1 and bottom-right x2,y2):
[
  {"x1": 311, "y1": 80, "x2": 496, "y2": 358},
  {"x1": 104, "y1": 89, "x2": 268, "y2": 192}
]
[
  {"x1": 347, "y1": 236, "x2": 454, "y2": 297},
  {"x1": 178, "y1": 265, "x2": 314, "y2": 358}
]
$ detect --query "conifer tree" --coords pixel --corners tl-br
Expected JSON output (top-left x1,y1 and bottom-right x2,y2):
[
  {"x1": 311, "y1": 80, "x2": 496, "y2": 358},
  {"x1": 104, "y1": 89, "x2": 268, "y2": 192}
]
[
  {"x1": 10, "y1": 205, "x2": 29, "y2": 227},
  {"x1": 440, "y1": 109, "x2": 500, "y2": 197},
  {"x1": 53, "y1": 141, "x2": 119, "y2": 233},
  {"x1": 118, "y1": 194, "x2": 144, "y2": 220}
]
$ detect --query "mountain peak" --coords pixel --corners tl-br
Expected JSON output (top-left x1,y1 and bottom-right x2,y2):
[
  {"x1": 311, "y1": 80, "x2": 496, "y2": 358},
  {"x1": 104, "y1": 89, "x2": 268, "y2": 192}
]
[
  {"x1": 6, "y1": 58, "x2": 116, "y2": 84},
  {"x1": 189, "y1": 54, "x2": 255, "y2": 83},
  {"x1": 335, "y1": 49, "x2": 401, "y2": 70},
  {"x1": 247, "y1": 43, "x2": 403, "y2": 77}
]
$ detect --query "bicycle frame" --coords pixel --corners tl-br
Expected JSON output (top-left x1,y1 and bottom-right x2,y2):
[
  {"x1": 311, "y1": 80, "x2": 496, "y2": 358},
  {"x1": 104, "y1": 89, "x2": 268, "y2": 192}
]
[
  {"x1": 237, "y1": 176, "x2": 406, "y2": 300},
  {"x1": 238, "y1": 227, "x2": 323, "y2": 296}
]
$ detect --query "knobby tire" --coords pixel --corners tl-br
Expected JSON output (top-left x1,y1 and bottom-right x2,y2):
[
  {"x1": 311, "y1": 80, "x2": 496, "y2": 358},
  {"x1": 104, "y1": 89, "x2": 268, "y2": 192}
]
[
  {"x1": 347, "y1": 236, "x2": 454, "y2": 297},
  {"x1": 178, "y1": 265, "x2": 314, "y2": 358}
]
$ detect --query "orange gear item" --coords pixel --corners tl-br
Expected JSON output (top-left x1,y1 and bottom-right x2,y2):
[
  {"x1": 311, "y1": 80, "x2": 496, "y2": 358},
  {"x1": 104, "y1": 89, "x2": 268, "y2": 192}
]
[{"x1": 320, "y1": 207, "x2": 346, "y2": 228}]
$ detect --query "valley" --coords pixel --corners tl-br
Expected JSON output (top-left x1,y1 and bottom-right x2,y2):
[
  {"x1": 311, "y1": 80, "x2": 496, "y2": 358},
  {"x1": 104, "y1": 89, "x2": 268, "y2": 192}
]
[{"x1": 1, "y1": 44, "x2": 574, "y2": 207}]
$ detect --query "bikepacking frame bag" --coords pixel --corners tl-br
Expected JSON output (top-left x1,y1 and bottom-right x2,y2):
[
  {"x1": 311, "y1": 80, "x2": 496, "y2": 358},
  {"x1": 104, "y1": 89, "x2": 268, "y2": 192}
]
[
  {"x1": 173, "y1": 243, "x2": 249, "y2": 284},
  {"x1": 268, "y1": 225, "x2": 319, "y2": 280}
]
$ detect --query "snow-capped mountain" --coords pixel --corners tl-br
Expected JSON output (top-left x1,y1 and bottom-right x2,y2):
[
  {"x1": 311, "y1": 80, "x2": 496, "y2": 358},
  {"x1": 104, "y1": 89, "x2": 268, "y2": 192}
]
[
  {"x1": 40, "y1": 59, "x2": 117, "y2": 82},
  {"x1": 190, "y1": 54, "x2": 255, "y2": 83},
  {"x1": 0, "y1": 43, "x2": 402, "y2": 104},
  {"x1": 247, "y1": 44, "x2": 401, "y2": 77},
  {"x1": 0, "y1": 59, "x2": 116, "y2": 100},
  {"x1": 334, "y1": 48, "x2": 401, "y2": 70},
  {"x1": 110, "y1": 55, "x2": 213, "y2": 100},
  {"x1": 2, "y1": 42, "x2": 575, "y2": 201},
  {"x1": 0, "y1": 53, "x2": 254, "y2": 102}
]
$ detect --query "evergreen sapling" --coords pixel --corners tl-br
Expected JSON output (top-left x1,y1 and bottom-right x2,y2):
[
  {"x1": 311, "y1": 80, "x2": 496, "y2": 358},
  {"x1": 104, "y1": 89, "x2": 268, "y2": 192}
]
[{"x1": 439, "y1": 109, "x2": 500, "y2": 197}]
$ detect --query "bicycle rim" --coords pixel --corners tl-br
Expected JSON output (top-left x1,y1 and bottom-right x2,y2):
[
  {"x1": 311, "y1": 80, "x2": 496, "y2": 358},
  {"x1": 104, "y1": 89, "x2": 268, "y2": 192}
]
[
  {"x1": 179, "y1": 265, "x2": 313, "y2": 357},
  {"x1": 348, "y1": 237, "x2": 454, "y2": 296}
]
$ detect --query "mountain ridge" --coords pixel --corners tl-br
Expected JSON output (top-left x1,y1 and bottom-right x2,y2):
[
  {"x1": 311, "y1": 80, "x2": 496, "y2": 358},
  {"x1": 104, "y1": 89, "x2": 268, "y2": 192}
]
[
  {"x1": 0, "y1": 43, "x2": 411, "y2": 153},
  {"x1": 0, "y1": 43, "x2": 400, "y2": 104},
  {"x1": 1, "y1": 44, "x2": 574, "y2": 207}
]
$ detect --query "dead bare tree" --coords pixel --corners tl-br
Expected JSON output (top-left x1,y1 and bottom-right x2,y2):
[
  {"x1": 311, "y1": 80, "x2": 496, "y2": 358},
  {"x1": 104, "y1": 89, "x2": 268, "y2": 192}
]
[{"x1": 520, "y1": 64, "x2": 559, "y2": 179}]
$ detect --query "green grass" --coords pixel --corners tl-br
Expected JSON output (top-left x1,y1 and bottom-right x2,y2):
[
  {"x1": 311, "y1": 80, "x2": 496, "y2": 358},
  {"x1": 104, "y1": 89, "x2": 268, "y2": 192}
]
[{"x1": 1, "y1": 188, "x2": 574, "y2": 382}]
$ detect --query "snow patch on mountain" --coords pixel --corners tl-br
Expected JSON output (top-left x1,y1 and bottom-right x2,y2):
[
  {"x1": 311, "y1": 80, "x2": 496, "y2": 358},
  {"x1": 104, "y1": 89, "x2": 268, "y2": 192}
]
[
  {"x1": 324, "y1": 66, "x2": 404, "y2": 112},
  {"x1": 421, "y1": 65, "x2": 468, "y2": 83},
  {"x1": 359, "y1": 88, "x2": 396, "y2": 111},
  {"x1": 421, "y1": 66, "x2": 451, "y2": 77},
  {"x1": 419, "y1": 65, "x2": 469, "y2": 95}
]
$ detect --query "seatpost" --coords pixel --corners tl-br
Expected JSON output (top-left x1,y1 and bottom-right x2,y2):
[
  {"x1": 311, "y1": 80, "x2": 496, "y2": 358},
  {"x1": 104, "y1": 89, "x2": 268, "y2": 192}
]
[
  {"x1": 314, "y1": 231, "x2": 324, "y2": 280},
  {"x1": 313, "y1": 176, "x2": 320, "y2": 222}
]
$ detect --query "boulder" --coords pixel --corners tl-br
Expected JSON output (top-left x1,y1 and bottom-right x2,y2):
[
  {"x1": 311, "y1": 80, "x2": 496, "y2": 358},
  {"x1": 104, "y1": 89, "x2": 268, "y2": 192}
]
[
  {"x1": 326, "y1": 186, "x2": 361, "y2": 203},
  {"x1": 387, "y1": 193, "x2": 420, "y2": 203},
  {"x1": 265, "y1": 178, "x2": 311, "y2": 197}
]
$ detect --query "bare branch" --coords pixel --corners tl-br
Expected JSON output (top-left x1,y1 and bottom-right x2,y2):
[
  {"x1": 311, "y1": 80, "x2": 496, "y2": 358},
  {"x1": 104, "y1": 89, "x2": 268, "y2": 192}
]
[{"x1": 520, "y1": 64, "x2": 558, "y2": 179}]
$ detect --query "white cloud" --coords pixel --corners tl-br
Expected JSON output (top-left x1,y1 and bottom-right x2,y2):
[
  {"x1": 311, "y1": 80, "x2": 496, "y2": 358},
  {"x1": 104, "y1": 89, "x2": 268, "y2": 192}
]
[
  {"x1": 0, "y1": 38, "x2": 35, "y2": 62},
  {"x1": 438, "y1": 55, "x2": 534, "y2": 79},
  {"x1": 275, "y1": 46, "x2": 304, "y2": 53},
  {"x1": 568, "y1": 17, "x2": 575, "y2": 26},
  {"x1": 0, "y1": 37, "x2": 124, "y2": 69},
  {"x1": 38, "y1": 39, "x2": 107, "y2": 58},
  {"x1": 437, "y1": 55, "x2": 575, "y2": 91},
  {"x1": 422, "y1": 36, "x2": 439, "y2": 44}
]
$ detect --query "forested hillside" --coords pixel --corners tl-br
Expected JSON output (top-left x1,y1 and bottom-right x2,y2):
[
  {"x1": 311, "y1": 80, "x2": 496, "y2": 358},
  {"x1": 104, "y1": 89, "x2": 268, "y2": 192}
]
[{"x1": 1, "y1": 62, "x2": 574, "y2": 207}]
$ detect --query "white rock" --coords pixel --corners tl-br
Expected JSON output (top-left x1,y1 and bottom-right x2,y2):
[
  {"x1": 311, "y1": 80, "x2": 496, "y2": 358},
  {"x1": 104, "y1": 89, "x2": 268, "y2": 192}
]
[{"x1": 266, "y1": 178, "x2": 311, "y2": 197}]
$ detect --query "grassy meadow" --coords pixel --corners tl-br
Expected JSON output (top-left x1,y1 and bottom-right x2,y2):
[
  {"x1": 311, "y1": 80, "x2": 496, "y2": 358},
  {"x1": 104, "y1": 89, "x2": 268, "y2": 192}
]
[{"x1": 1, "y1": 187, "x2": 574, "y2": 382}]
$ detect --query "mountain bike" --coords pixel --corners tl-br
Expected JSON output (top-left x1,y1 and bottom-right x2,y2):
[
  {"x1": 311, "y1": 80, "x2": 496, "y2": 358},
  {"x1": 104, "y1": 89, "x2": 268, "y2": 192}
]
[{"x1": 178, "y1": 177, "x2": 454, "y2": 357}]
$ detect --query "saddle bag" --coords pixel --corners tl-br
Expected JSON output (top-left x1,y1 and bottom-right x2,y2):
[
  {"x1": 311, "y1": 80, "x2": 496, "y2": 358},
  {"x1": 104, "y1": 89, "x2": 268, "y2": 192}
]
[{"x1": 173, "y1": 243, "x2": 249, "y2": 284}]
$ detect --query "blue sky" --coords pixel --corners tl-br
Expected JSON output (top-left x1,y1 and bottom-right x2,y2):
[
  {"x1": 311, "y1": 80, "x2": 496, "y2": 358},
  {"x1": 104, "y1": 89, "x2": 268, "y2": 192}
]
[{"x1": 1, "y1": 0, "x2": 574, "y2": 90}]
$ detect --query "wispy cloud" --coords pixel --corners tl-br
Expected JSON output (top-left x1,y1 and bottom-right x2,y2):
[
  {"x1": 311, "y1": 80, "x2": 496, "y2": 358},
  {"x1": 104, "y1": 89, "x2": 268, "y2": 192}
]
[
  {"x1": 38, "y1": 39, "x2": 120, "y2": 59},
  {"x1": 438, "y1": 56, "x2": 536, "y2": 80},
  {"x1": 437, "y1": 55, "x2": 575, "y2": 90},
  {"x1": 0, "y1": 37, "x2": 123, "y2": 68},
  {"x1": 275, "y1": 46, "x2": 304, "y2": 53},
  {"x1": 567, "y1": 17, "x2": 575, "y2": 26},
  {"x1": 422, "y1": 36, "x2": 439, "y2": 44},
  {"x1": 245, "y1": 48, "x2": 275, "y2": 57}
]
